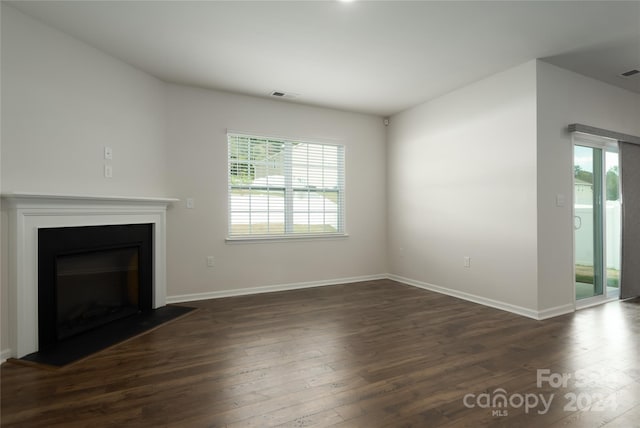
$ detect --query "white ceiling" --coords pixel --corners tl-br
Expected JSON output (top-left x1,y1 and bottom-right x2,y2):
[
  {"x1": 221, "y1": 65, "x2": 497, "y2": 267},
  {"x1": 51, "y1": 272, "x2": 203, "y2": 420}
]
[{"x1": 8, "y1": 1, "x2": 640, "y2": 116}]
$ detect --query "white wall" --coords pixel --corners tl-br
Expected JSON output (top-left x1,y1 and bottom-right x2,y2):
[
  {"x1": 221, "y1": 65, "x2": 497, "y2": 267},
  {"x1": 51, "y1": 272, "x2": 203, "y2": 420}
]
[
  {"x1": 0, "y1": 4, "x2": 387, "y2": 356},
  {"x1": 386, "y1": 60, "x2": 640, "y2": 317},
  {"x1": 2, "y1": 3, "x2": 638, "y2": 357},
  {"x1": 536, "y1": 60, "x2": 640, "y2": 312},
  {"x1": 164, "y1": 85, "x2": 388, "y2": 298},
  {"x1": 387, "y1": 61, "x2": 539, "y2": 313},
  {"x1": 0, "y1": 5, "x2": 167, "y2": 353},
  {"x1": 0, "y1": 5, "x2": 167, "y2": 196}
]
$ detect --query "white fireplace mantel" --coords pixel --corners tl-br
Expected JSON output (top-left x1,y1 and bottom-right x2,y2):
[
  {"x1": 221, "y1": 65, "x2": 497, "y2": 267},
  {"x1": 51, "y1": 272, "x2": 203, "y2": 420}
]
[{"x1": 1, "y1": 192, "x2": 179, "y2": 358}]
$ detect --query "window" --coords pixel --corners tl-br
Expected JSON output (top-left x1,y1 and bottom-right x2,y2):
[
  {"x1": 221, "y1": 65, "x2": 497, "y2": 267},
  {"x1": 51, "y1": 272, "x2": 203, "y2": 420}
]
[{"x1": 228, "y1": 133, "x2": 345, "y2": 238}]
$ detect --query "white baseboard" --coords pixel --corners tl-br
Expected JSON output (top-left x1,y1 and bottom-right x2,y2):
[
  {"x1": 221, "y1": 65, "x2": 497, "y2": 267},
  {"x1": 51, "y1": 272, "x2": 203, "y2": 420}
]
[
  {"x1": 1, "y1": 348, "x2": 13, "y2": 363},
  {"x1": 167, "y1": 272, "x2": 575, "y2": 320},
  {"x1": 166, "y1": 274, "x2": 387, "y2": 304},
  {"x1": 387, "y1": 273, "x2": 555, "y2": 320},
  {"x1": 0, "y1": 274, "x2": 573, "y2": 359},
  {"x1": 537, "y1": 303, "x2": 575, "y2": 320}
]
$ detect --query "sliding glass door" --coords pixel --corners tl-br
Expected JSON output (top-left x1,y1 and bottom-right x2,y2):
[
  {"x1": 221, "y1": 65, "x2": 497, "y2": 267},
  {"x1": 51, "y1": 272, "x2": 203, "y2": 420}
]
[{"x1": 574, "y1": 137, "x2": 621, "y2": 305}]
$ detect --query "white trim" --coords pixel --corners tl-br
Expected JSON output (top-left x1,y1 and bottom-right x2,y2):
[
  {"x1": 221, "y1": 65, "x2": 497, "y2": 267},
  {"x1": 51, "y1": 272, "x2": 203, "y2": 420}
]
[
  {"x1": 537, "y1": 303, "x2": 575, "y2": 320},
  {"x1": 1, "y1": 192, "x2": 179, "y2": 204},
  {"x1": 225, "y1": 233, "x2": 349, "y2": 243},
  {"x1": 576, "y1": 295, "x2": 619, "y2": 310},
  {"x1": 388, "y1": 274, "x2": 542, "y2": 320},
  {"x1": 1, "y1": 349, "x2": 12, "y2": 364},
  {"x1": 168, "y1": 272, "x2": 576, "y2": 320},
  {"x1": 166, "y1": 274, "x2": 387, "y2": 304},
  {"x1": 226, "y1": 129, "x2": 343, "y2": 147},
  {"x1": 1, "y1": 193, "x2": 176, "y2": 358}
]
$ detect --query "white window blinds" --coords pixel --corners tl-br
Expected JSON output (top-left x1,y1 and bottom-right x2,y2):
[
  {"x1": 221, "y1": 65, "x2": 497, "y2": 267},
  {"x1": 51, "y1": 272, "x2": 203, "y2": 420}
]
[{"x1": 228, "y1": 133, "x2": 345, "y2": 238}]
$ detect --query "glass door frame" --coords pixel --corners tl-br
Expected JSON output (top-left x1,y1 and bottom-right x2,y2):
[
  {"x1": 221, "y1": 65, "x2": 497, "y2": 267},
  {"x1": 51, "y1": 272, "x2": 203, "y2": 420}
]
[{"x1": 573, "y1": 133, "x2": 621, "y2": 309}]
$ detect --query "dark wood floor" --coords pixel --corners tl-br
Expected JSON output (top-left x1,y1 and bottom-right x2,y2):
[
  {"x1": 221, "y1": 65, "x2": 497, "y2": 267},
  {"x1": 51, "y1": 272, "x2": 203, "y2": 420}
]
[{"x1": 2, "y1": 279, "x2": 639, "y2": 427}]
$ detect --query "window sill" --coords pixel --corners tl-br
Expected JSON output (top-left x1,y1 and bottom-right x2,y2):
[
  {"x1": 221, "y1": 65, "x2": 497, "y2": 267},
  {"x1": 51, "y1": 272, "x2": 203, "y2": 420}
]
[{"x1": 225, "y1": 233, "x2": 349, "y2": 244}]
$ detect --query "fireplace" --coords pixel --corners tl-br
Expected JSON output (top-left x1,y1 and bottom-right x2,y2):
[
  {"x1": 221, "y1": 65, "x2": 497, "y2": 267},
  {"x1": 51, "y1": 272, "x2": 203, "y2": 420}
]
[
  {"x1": 38, "y1": 224, "x2": 153, "y2": 350},
  {"x1": 1, "y1": 193, "x2": 176, "y2": 358}
]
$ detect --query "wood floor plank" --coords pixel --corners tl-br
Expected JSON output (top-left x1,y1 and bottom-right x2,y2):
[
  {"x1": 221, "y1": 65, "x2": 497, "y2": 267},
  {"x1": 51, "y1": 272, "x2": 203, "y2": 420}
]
[{"x1": 2, "y1": 279, "x2": 639, "y2": 427}]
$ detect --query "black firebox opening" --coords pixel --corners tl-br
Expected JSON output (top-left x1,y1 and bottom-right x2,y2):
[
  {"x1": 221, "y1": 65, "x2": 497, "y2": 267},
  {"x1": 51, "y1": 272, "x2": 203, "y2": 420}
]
[
  {"x1": 56, "y1": 246, "x2": 141, "y2": 341},
  {"x1": 38, "y1": 224, "x2": 153, "y2": 351}
]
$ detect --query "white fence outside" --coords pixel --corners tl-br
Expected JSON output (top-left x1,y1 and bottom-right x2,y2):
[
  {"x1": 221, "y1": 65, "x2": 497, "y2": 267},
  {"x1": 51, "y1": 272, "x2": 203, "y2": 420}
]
[{"x1": 574, "y1": 201, "x2": 621, "y2": 268}]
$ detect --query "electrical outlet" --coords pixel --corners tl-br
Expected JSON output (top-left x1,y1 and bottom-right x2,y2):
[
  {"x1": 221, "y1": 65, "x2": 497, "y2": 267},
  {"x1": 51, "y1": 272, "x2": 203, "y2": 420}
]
[
  {"x1": 464, "y1": 256, "x2": 471, "y2": 268},
  {"x1": 206, "y1": 256, "x2": 215, "y2": 267},
  {"x1": 104, "y1": 164, "x2": 113, "y2": 178},
  {"x1": 186, "y1": 198, "x2": 195, "y2": 209}
]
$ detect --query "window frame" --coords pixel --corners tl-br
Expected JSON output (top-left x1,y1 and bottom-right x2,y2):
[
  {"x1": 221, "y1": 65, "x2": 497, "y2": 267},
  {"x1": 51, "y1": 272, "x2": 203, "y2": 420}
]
[{"x1": 226, "y1": 132, "x2": 347, "y2": 242}]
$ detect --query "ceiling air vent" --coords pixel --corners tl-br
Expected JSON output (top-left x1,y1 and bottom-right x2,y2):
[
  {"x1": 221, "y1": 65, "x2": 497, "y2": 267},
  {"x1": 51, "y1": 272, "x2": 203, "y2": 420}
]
[
  {"x1": 270, "y1": 91, "x2": 299, "y2": 99},
  {"x1": 620, "y1": 69, "x2": 640, "y2": 78}
]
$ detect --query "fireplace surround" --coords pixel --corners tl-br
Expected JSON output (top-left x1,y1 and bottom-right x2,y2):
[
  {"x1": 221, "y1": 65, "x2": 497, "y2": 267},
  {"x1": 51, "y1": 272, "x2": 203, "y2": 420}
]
[
  {"x1": 38, "y1": 224, "x2": 154, "y2": 350},
  {"x1": 2, "y1": 193, "x2": 178, "y2": 358}
]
